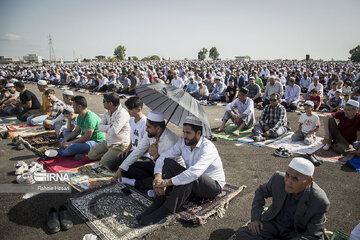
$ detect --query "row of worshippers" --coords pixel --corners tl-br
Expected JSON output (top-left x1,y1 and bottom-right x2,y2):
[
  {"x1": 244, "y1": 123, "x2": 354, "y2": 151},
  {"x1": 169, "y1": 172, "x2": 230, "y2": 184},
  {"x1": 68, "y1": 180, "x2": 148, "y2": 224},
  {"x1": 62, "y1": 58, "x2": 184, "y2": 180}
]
[
  {"x1": 214, "y1": 85, "x2": 360, "y2": 154},
  {"x1": 0, "y1": 79, "x2": 341, "y2": 239}
]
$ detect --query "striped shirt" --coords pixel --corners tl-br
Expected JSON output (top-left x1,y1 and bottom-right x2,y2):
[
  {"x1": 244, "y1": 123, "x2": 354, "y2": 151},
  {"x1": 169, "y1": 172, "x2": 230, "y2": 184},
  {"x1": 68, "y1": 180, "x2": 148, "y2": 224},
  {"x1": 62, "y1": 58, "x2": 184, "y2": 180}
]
[{"x1": 259, "y1": 104, "x2": 287, "y2": 131}]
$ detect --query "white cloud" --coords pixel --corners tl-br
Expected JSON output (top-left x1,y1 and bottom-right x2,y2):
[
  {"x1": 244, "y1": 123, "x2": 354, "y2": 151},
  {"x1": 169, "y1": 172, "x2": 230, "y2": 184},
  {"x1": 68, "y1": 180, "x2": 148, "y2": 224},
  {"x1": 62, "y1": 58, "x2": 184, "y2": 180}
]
[{"x1": 0, "y1": 33, "x2": 22, "y2": 41}]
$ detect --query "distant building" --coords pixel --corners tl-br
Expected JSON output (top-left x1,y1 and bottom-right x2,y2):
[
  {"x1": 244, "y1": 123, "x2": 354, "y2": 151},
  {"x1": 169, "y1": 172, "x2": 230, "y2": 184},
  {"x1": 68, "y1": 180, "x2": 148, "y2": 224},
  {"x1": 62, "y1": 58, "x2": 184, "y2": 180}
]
[
  {"x1": 0, "y1": 55, "x2": 19, "y2": 64},
  {"x1": 23, "y1": 54, "x2": 42, "y2": 63},
  {"x1": 95, "y1": 55, "x2": 106, "y2": 61},
  {"x1": 235, "y1": 56, "x2": 251, "y2": 61}
]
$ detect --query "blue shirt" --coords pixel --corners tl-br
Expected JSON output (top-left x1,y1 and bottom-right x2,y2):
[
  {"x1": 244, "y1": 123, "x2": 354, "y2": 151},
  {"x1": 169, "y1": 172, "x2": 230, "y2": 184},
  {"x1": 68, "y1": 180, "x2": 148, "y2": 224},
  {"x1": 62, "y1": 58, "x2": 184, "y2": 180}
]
[{"x1": 185, "y1": 82, "x2": 198, "y2": 94}]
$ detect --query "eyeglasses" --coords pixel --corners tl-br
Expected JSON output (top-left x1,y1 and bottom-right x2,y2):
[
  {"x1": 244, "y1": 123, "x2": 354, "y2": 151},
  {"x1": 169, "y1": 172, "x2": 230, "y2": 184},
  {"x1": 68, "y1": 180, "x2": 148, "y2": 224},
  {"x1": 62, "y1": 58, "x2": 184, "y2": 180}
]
[{"x1": 270, "y1": 99, "x2": 277, "y2": 102}]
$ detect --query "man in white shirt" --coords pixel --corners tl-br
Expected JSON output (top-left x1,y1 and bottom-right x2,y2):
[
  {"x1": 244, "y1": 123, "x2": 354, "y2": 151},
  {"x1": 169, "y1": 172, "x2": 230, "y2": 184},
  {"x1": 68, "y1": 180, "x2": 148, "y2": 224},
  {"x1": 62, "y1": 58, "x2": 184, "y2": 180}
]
[
  {"x1": 262, "y1": 76, "x2": 284, "y2": 107},
  {"x1": 308, "y1": 76, "x2": 324, "y2": 97},
  {"x1": 112, "y1": 111, "x2": 182, "y2": 190},
  {"x1": 108, "y1": 96, "x2": 148, "y2": 171},
  {"x1": 88, "y1": 93, "x2": 130, "y2": 169},
  {"x1": 171, "y1": 71, "x2": 185, "y2": 89},
  {"x1": 216, "y1": 87, "x2": 255, "y2": 136},
  {"x1": 137, "y1": 115, "x2": 226, "y2": 226}
]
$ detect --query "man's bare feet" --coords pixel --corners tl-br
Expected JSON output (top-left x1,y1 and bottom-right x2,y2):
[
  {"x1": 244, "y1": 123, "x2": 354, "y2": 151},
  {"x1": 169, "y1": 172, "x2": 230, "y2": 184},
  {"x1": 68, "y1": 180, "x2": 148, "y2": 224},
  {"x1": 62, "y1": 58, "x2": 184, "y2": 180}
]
[
  {"x1": 232, "y1": 130, "x2": 240, "y2": 136},
  {"x1": 215, "y1": 127, "x2": 224, "y2": 133}
]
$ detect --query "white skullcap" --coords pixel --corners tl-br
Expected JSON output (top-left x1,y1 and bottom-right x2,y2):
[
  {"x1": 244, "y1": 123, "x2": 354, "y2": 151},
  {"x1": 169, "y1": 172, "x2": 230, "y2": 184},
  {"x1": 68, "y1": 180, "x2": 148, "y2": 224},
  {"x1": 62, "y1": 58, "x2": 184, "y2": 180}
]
[
  {"x1": 5, "y1": 83, "x2": 14, "y2": 87},
  {"x1": 147, "y1": 110, "x2": 164, "y2": 122},
  {"x1": 289, "y1": 157, "x2": 314, "y2": 176},
  {"x1": 269, "y1": 75, "x2": 276, "y2": 79},
  {"x1": 346, "y1": 99, "x2": 359, "y2": 108},
  {"x1": 184, "y1": 115, "x2": 202, "y2": 127},
  {"x1": 37, "y1": 80, "x2": 47, "y2": 86},
  {"x1": 63, "y1": 90, "x2": 74, "y2": 96},
  {"x1": 304, "y1": 100, "x2": 314, "y2": 107},
  {"x1": 10, "y1": 78, "x2": 18, "y2": 83},
  {"x1": 63, "y1": 105, "x2": 74, "y2": 113}
]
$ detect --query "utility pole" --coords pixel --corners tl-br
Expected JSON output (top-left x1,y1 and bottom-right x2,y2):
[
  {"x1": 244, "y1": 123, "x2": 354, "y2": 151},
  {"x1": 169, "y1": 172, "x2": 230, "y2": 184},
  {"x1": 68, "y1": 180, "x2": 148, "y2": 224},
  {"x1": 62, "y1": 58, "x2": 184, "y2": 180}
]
[{"x1": 48, "y1": 35, "x2": 56, "y2": 62}]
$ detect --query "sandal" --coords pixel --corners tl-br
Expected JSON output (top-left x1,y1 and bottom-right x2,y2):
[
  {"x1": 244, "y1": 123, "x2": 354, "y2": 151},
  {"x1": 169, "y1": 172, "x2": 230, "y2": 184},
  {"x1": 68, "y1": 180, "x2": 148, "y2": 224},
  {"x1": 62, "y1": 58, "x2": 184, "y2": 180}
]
[{"x1": 274, "y1": 149, "x2": 292, "y2": 158}]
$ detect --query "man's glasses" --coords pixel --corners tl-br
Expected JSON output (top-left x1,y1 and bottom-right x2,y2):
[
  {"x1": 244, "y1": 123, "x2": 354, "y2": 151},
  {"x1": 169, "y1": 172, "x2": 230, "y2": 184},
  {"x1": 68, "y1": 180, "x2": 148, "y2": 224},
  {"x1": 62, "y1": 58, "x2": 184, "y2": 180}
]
[{"x1": 270, "y1": 99, "x2": 277, "y2": 102}]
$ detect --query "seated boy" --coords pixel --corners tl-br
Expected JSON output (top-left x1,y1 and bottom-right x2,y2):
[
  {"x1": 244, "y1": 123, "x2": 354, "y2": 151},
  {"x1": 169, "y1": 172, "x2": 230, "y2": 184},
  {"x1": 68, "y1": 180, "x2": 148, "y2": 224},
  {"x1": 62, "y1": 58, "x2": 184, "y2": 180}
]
[
  {"x1": 309, "y1": 89, "x2": 321, "y2": 112},
  {"x1": 325, "y1": 89, "x2": 342, "y2": 112},
  {"x1": 291, "y1": 101, "x2": 320, "y2": 145}
]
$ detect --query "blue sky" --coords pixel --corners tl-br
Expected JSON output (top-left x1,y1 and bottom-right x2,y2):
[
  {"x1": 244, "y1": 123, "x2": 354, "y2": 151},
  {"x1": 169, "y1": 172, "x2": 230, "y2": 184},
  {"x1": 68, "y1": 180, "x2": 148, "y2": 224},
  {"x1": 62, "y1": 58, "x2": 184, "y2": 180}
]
[{"x1": 1, "y1": 0, "x2": 359, "y2": 61}]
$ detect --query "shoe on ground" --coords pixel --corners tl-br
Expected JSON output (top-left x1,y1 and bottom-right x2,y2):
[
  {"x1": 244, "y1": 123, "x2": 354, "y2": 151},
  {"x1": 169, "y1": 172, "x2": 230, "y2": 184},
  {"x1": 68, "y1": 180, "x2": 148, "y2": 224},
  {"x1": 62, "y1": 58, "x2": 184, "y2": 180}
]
[
  {"x1": 274, "y1": 149, "x2": 291, "y2": 158},
  {"x1": 11, "y1": 138, "x2": 19, "y2": 146},
  {"x1": 47, "y1": 208, "x2": 61, "y2": 234},
  {"x1": 28, "y1": 161, "x2": 44, "y2": 173},
  {"x1": 139, "y1": 205, "x2": 170, "y2": 226},
  {"x1": 253, "y1": 136, "x2": 266, "y2": 142},
  {"x1": 17, "y1": 143, "x2": 25, "y2": 150},
  {"x1": 58, "y1": 204, "x2": 73, "y2": 230},
  {"x1": 16, "y1": 172, "x2": 36, "y2": 184},
  {"x1": 323, "y1": 143, "x2": 331, "y2": 151},
  {"x1": 15, "y1": 161, "x2": 28, "y2": 175},
  {"x1": 305, "y1": 154, "x2": 323, "y2": 167},
  {"x1": 73, "y1": 153, "x2": 85, "y2": 161}
]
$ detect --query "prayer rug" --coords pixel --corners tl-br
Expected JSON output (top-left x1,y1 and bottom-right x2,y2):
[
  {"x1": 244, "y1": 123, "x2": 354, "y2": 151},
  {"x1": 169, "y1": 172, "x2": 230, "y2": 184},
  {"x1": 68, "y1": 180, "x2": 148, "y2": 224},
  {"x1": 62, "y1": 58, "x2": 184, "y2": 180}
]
[
  {"x1": 214, "y1": 125, "x2": 253, "y2": 141},
  {"x1": 236, "y1": 131, "x2": 291, "y2": 147},
  {"x1": 311, "y1": 148, "x2": 344, "y2": 163},
  {"x1": 6, "y1": 122, "x2": 40, "y2": 131},
  {"x1": 0, "y1": 116, "x2": 20, "y2": 125},
  {"x1": 267, "y1": 133, "x2": 323, "y2": 155},
  {"x1": 68, "y1": 182, "x2": 176, "y2": 240},
  {"x1": 8, "y1": 126, "x2": 55, "y2": 138},
  {"x1": 177, "y1": 184, "x2": 246, "y2": 225},
  {"x1": 60, "y1": 162, "x2": 114, "y2": 192},
  {"x1": 0, "y1": 124, "x2": 7, "y2": 134},
  {"x1": 38, "y1": 155, "x2": 93, "y2": 173}
]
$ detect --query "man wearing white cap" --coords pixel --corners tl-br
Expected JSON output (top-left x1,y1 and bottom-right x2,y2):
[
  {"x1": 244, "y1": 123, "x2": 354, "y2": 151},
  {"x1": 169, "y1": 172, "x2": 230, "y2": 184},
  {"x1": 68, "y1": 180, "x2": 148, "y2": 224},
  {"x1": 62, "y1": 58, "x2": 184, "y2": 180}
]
[
  {"x1": 136, "y1": 115, "x2": 226, "y2": 226},
  {"x1": 322, "y1": 99, "x2": 360, "y2": 154},
  {"x1": 235, "y1": 157, "x2": 329, "y2": 240},
  {"x1": 113, "y1": 110, "x2": 182, "y2": 191},
  {"x1": 26, "y1": 80, "x2": 52, "y2": 125},
  {"x1": 291, "y1": 101, "x2": 320, "y2": 145}
]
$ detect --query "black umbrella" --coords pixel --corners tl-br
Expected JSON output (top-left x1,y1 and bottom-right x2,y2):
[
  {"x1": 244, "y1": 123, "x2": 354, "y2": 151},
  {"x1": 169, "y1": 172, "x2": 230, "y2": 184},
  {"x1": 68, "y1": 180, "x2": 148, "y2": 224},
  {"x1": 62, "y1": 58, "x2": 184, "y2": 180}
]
[{"x1": 135, "y1": 83, "x2": 212, "y2": 136}]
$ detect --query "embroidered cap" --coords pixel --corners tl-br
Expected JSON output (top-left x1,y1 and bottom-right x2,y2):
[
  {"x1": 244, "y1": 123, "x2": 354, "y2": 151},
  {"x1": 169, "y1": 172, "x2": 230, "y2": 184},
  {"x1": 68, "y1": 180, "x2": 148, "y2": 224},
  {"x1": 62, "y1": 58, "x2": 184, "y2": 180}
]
[
  {"x1": 63, "y1": 90, "x2": 74, "y2": 96},
  {"x1": 346, "y1": 99, "x2": 359, "y2": 108},
  {"x1": 289, "y1": 157, "x2": 314, "y2": 176},
  {"x1": 147, "y1": 110, "x2": 164, "y2": 122},
  {"x1": 184, "y1": 115, "x2": 202, "y2": 127},
  {"x1": 37, "y1": 80, "x2": 47, "y2": 86}
]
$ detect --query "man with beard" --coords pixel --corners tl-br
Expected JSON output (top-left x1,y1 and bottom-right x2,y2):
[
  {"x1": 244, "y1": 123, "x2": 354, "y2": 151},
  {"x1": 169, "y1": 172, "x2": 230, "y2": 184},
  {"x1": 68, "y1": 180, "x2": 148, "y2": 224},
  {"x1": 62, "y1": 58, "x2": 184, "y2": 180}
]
[
  {"x1": 136, "y1": 115, "x2": 226, "y2": 226},
  {"x1": 112, "y1": 111, "x2": 182, "y2": 191}
]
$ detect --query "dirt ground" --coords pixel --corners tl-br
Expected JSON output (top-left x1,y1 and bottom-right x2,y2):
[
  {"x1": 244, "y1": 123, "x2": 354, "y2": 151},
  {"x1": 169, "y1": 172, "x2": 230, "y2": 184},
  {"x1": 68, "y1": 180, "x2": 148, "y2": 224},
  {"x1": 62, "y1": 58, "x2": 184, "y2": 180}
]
[{"x1": 0, "y1": 83, "x2": 359, "y2": 240}]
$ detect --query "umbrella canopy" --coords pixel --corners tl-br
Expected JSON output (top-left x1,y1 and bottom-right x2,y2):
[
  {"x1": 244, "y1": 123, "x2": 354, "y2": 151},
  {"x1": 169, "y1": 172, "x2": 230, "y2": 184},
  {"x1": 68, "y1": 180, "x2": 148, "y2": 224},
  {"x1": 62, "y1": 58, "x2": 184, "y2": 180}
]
[{"x1": 136, "y1": 83, "x2": 212, "y2": 136}]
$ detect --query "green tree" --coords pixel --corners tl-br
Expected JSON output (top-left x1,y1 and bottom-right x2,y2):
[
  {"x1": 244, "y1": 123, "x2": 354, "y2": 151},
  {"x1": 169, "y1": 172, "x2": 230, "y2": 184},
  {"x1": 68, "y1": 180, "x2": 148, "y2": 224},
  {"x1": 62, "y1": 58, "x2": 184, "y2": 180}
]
[
  {"x1": 141, "y1": 55, "x2": 161, "y2": 61},
  {"x1": 114, "y1": 45, "x2": 126, "y2": 60},
  {"x1": 209, "y1": 47, "x2": 219, "y2": 60},
  {"x1": 131, "y1": 56, "x2": 139, "y2": 61},
  {"x1": 197, "y1": 48, "x2": 208, "y2": 60},
  {"x1": 349, "y1": 45, "x2": 360, "y2": 62}
]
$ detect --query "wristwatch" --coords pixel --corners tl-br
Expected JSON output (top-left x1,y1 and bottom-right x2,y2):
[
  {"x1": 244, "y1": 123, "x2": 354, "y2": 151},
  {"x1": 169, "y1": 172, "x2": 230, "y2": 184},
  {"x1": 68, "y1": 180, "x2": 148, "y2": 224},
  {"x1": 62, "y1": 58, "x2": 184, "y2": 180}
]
[{"x1": 162, "y1": 179, "x2": 167, "y2": 187}]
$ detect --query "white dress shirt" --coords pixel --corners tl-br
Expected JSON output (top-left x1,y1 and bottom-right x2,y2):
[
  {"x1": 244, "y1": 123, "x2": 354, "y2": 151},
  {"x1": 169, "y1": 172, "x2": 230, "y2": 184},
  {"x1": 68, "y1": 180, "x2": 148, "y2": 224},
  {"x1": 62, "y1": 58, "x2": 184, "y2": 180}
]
[
  {"x1": 98, "y1": 105, "x2": 130, "y2": 147},
  {"x1": 225, "y1": 97, "x2": 255, "y2": 122},
  {"x1": 172, "y1": 77, "x2": 185, "y2": 89},
  {"x1": 120, "y1": 128, "x2": 182, "y2": 171},
  {"x1": 154, "y1": 137, "x2": 226, "y2": 188}
]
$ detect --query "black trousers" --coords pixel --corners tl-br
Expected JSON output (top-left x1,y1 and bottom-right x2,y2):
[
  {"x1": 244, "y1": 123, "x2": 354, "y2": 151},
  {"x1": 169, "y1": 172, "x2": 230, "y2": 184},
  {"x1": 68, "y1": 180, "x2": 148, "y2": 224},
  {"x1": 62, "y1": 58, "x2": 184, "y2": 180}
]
[
  {"x1": 155, "y1": 159, "x2": 222, "y2": 213},
  {"x1": 126, "y1": 159, "x2": 155, "y2": 190}
]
